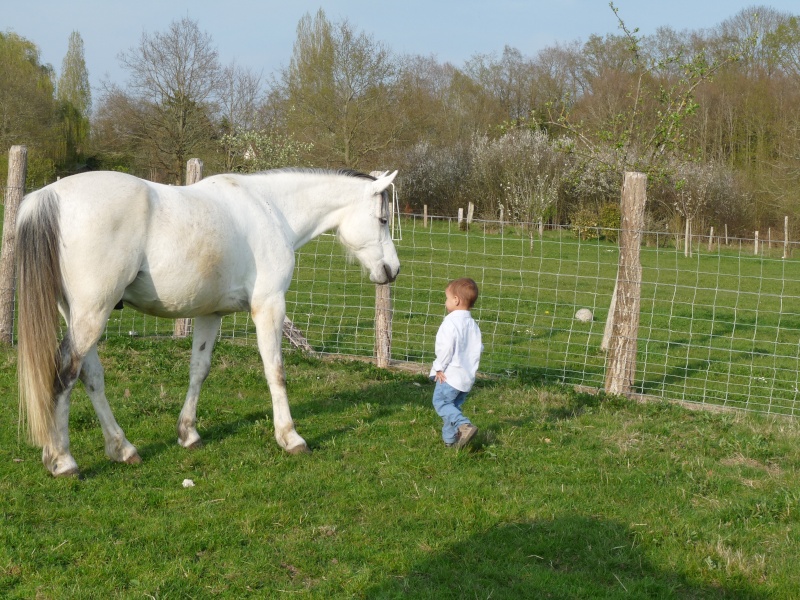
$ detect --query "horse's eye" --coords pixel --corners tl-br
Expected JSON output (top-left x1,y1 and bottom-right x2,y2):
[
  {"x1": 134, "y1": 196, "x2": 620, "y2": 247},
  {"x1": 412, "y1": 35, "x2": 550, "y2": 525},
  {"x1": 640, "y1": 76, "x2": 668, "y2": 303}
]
[{"x1": 380, "y1": 217, "x2": 388, "y2": 225}]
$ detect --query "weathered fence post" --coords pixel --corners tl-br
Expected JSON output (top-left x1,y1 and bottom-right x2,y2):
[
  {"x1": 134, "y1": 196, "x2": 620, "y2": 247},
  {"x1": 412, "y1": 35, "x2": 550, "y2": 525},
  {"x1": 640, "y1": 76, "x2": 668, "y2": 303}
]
[
  {"x1": 600, "y1": 280, "x2": 617, "y2": 352},
  {"x1": 684, "y1": 218, "x2": 691, "y2": 257},
  {"x1": 375, "y1": 283, "x2": 392, "y2": 368},
  {"x1": 423, "y1": 205, "x2": 428, "y2": 229},
  {"x1": 754, "y1": 231, "x2": 759, "y2": 256},
  {"x1": 466, "y1": 202, "x2": 474, "y2": 228},
  {"x1": 174, "y1": 158, "x2": 203, "y2": 338},
  {"x1": 0, "y1": 145, "x2": 27, "y2": 345},
  {"x1": 784, "y1": 216, "x2": 790, "y2": 259},
  {"x1": 708, "y1": 226, "x2": 714, "y2": 252},
  {"x1": 604, "y1": 171, "x2": 647, "y2": 396}
]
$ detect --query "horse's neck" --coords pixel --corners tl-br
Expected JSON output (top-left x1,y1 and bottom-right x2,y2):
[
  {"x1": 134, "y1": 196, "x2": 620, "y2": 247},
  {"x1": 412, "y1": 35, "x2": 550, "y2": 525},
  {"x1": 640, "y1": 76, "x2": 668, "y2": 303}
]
[{"x1": 268, "y1": 181, "x2": 351, "y2": 249}]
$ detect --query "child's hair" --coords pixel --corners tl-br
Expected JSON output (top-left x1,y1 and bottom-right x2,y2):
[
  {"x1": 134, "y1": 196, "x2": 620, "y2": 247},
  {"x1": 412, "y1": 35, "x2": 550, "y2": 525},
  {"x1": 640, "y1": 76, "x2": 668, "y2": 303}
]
[{"x1": 448, "y1": 277, "x2": 479, "y2": 309}]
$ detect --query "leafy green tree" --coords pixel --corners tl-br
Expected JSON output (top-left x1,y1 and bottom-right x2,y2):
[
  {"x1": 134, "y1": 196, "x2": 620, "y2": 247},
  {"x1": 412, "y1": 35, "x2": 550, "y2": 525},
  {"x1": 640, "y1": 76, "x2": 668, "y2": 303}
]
[
  {"x1": 0, "y1": 32, "x2": 58, "y2": 184},
  {"x1": 57, "y1": 31, "x2": 91, "y2": 166},
  {"x1": 279, "y1": 9, "x2": 400, "y2": 169}
]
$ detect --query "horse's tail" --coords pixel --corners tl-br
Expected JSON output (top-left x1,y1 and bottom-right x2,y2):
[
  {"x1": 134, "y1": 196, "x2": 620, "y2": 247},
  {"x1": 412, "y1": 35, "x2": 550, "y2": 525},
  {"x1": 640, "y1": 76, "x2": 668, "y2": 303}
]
[{"x1": 16, "y1": 188, "x2": 63, "y2": 447}]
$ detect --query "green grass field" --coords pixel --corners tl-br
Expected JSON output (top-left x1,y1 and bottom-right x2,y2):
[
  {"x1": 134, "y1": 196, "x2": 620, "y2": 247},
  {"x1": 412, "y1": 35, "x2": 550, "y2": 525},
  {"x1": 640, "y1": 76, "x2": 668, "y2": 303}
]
[{"x1": 1, "y1": 338, "x2": 799, "y2": 598}]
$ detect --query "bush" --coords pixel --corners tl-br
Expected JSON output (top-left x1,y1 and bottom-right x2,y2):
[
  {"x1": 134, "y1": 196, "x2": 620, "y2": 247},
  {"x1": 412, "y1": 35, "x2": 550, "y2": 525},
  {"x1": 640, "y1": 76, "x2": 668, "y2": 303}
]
[
  {"x1": 598, "y1": 203, "x2": 621, "y2": 243},
  {"x1": 570, "y1": 202, "x2": 621, "y2": 242}
]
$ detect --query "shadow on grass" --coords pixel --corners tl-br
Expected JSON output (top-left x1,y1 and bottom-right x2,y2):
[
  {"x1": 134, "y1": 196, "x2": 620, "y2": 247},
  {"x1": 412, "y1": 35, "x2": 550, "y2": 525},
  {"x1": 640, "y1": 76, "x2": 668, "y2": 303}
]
[
  {"x1": 364, "y1": 516, "x2": 768, "y2": 599},
  {"x1": 79, "y1": 370, "x2": 430, "y2": 477}
]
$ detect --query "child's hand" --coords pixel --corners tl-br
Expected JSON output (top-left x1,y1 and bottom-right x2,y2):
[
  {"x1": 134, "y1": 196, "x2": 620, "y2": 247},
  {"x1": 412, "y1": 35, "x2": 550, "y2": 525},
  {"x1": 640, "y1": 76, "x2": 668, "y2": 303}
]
[{"x1": 434, "y1": 370, "x2": 447, "y2": 383}]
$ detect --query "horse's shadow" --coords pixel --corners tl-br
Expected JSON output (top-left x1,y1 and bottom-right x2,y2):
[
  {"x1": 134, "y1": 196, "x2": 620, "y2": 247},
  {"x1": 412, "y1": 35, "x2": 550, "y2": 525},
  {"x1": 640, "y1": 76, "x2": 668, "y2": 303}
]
[
  {"x1": 76, "y1": 362, "x2": 431, "y2": 477},
  {"x1": 364, "y1": 516, "x2": 769, "y2": 599}
]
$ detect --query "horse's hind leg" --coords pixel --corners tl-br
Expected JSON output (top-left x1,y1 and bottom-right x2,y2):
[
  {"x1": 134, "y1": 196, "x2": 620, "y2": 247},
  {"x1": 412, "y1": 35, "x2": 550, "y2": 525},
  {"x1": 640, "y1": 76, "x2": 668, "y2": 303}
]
[
  {"x1": 177, "y1": 314, "x2": 222, "y2": 448},
  {"x1": 41, "y1": 334, "x2": 83, "y2": 476},
  {"x1": 80, "y1": 345, "x2": 141, "y2": 464},
  {"x1": 42, "y1": 309, "x2": 111, "y2": 477}
]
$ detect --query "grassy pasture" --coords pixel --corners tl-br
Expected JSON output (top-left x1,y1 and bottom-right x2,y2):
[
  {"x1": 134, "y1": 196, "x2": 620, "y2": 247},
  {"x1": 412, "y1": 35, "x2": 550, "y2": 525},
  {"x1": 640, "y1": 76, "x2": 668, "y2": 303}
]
[{"x1": 1, "y1": 338, "x2": 799, "y2": 598}]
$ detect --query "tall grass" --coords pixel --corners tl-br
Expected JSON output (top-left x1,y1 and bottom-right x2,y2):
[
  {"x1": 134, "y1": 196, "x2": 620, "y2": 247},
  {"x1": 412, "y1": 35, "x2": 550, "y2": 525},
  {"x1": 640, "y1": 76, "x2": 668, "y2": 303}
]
[{"x1": 1, "y1": 338, "x2": 799, "y2": 598}]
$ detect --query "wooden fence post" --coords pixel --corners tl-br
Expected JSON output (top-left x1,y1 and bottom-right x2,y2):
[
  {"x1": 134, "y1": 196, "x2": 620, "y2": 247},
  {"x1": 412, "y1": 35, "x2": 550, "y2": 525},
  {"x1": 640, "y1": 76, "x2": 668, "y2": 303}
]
[
  {"x1": 708, "y1": 226, "x2": 714, "y2": 252},
  {"x1": 375, "y1": 283, "x2": 392, "y2": 368},
  {"x1": 466, "y1": 202, "x2": 474, "y2": 228},
  {"x1": 784, "y1": 216, "x2": 789, "y2": 259},
  {"x1": 605, "y1": 171, "x2": 647, "y2": 396},
  {"x1": 423, "y1": 204, "x2": 428, "y2": 228},
  {"x1": 0, "y1": 145, "x2": 27, "y2": 345},
  {"x1": 174, "y1": 158, "x2": 203, "y2": 338},
  {"x1": 754, "y1": 231, "x2": 759, "y2": 256},
  {"x1": 600, "y1": 280, "x2": 617, "y2": 352}
]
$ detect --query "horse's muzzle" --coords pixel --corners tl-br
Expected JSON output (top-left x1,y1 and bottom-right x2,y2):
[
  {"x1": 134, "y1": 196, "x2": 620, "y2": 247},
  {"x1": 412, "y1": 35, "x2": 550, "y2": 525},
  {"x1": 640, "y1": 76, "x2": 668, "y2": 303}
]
[{"x1": 383, "y1": 263, "x2": 399, "y2": 283}]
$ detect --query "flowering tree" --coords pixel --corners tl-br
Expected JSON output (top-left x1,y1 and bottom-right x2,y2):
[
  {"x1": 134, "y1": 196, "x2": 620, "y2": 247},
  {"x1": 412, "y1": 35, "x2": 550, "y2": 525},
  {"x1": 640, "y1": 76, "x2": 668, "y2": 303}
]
[{"x1": 219, "y1": 130, "x2": 313, "y2": 173}]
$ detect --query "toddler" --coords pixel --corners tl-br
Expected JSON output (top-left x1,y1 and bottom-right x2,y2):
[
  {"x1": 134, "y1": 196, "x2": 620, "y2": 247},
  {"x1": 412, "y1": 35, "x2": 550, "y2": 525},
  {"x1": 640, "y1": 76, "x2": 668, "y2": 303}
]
[{"x1": 430, "y1": 277, "x2": 483, "y2": 448}]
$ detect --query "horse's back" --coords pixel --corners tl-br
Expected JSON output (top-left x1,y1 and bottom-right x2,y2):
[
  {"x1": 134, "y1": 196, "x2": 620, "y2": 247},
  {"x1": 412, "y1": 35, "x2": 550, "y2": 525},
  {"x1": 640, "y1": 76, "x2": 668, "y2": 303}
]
[{"x1": 20, "y1": 171, "x2": 299, "y2": 319}]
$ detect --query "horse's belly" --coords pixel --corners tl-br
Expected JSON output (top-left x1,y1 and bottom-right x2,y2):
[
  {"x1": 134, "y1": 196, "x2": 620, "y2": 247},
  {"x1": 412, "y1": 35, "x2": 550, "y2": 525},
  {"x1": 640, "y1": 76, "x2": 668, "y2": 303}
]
[{"x1": 122, "y1": 273, "x2": 250, "y2": 318}]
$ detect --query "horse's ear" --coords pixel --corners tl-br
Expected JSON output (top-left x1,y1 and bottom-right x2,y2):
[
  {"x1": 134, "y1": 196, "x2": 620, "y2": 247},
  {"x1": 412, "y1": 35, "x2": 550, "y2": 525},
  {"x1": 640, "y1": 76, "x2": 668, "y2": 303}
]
[{"x1": 371, "y1": 170, "x2": 397, "y2": 195}]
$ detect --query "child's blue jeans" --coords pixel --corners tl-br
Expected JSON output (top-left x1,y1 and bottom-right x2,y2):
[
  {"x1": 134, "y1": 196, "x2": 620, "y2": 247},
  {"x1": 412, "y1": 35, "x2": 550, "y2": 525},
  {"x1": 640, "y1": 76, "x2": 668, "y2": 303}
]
[{"x1": 431, "y1": 381, "x2": 472, "y2": 444}]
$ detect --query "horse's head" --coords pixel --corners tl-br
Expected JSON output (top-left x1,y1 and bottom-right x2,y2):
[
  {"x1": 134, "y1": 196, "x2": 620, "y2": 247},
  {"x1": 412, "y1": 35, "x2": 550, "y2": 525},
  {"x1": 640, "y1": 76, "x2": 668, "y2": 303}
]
[{"x1": 337, "y1": 170, "x2": 400, "y2": 284}]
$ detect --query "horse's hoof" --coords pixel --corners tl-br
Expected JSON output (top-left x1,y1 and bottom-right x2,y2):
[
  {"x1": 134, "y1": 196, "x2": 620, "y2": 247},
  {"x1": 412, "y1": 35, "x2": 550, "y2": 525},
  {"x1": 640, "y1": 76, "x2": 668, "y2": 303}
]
[
  {"x1": 178, "y1": 431, "x2": 202, "y2": 449},
  {"x1": 124, "y1": 452, "x2": 142, "y2": 465},
  {"x1": 53, "y1": 466, "x2": 80, "y2": 478},
  {"x1": 287, "y1": 443, "x2": 311, "y2": 455}
]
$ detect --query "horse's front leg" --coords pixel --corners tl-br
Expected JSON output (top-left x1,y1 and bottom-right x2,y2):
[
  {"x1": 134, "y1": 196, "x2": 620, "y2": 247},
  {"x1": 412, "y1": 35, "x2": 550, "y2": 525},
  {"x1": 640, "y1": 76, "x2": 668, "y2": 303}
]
[
  {"x1": 177, "y1": 315, "x2": 223, "y2": 448},
  {"x1": 252, "y1": 298, "x2": 310, "y2": 454},
  {"x1": 80, "y1": 345, "x2": 140, "y2": 464}
]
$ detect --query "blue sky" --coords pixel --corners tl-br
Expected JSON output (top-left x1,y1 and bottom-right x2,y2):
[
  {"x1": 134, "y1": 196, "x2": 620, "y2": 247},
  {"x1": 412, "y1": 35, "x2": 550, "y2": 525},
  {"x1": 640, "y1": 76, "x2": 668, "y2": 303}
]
[{"x1": 4, "y1": 1, "x2": 799, "y2": 96}]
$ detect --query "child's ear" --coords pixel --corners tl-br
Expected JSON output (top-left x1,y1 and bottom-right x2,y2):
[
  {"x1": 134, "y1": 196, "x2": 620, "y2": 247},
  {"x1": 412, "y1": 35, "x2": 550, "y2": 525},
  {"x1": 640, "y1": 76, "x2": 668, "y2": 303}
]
[{"x1": 453, "y1": 295, "x2": 461, "y2": 306}]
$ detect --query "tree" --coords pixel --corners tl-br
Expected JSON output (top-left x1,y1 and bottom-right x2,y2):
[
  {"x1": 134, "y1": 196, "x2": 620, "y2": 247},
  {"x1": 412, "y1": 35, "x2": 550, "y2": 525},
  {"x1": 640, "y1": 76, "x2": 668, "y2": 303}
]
[
  {"x1": 114, "y1": 17, "x2": 221, "y2": 183},
  {"x1": 464, "y1": 46, "x2": 537, "y2": 124},
  {"x1": 0, "y1": 32, "x2": 58, "y2": 184},
  {"x1": 219, "y1": 129, "x2": 313, "y2": 173},
  {"x1": 546, "y1": 3, "x2": 749, "y2": 206},
  {"x1": 280, "y1": 9, "x2": 401, "y2": 169},
  {"x1": 57, "y1": 31, "x2": 91, "y2": 166},
  {"x1": 217, "y1": 63, "x2": 264, "y2": 170}
]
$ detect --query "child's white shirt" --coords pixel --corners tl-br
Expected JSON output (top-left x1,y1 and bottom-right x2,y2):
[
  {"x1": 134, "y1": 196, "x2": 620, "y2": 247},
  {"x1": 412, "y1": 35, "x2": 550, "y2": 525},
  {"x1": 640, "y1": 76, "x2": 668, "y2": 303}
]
[{"x1": 430, "y1": 310, "x2": 483, "y2": 392}]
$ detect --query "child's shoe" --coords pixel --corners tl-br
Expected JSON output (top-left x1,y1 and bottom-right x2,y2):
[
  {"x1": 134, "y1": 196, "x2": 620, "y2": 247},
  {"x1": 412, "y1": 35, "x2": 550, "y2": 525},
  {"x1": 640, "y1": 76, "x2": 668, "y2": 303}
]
[{"x1": 453, "y1": 423, "x2": 478, "y2": 449}]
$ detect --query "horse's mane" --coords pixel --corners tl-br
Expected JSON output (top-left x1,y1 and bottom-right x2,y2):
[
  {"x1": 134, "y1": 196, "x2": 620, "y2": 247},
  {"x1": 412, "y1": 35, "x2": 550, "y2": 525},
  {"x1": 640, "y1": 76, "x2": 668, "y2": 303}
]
[{"x1": 256, "y1": 167, "x2": 376, "y2": 181}]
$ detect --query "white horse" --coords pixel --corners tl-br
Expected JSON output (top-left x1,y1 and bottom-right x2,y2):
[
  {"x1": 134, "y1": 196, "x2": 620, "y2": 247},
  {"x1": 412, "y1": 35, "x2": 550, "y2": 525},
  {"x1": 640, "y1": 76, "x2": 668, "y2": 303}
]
[{"x1": 16, "y1": 168, "x2": 400, "y2": 476}]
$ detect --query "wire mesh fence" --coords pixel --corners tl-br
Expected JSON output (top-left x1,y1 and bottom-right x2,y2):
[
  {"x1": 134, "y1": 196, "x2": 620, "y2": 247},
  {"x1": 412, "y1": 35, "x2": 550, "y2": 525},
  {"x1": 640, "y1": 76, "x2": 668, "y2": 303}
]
[{"x1": 99, "y1": 214, "x2": 800, "y2": 417}]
